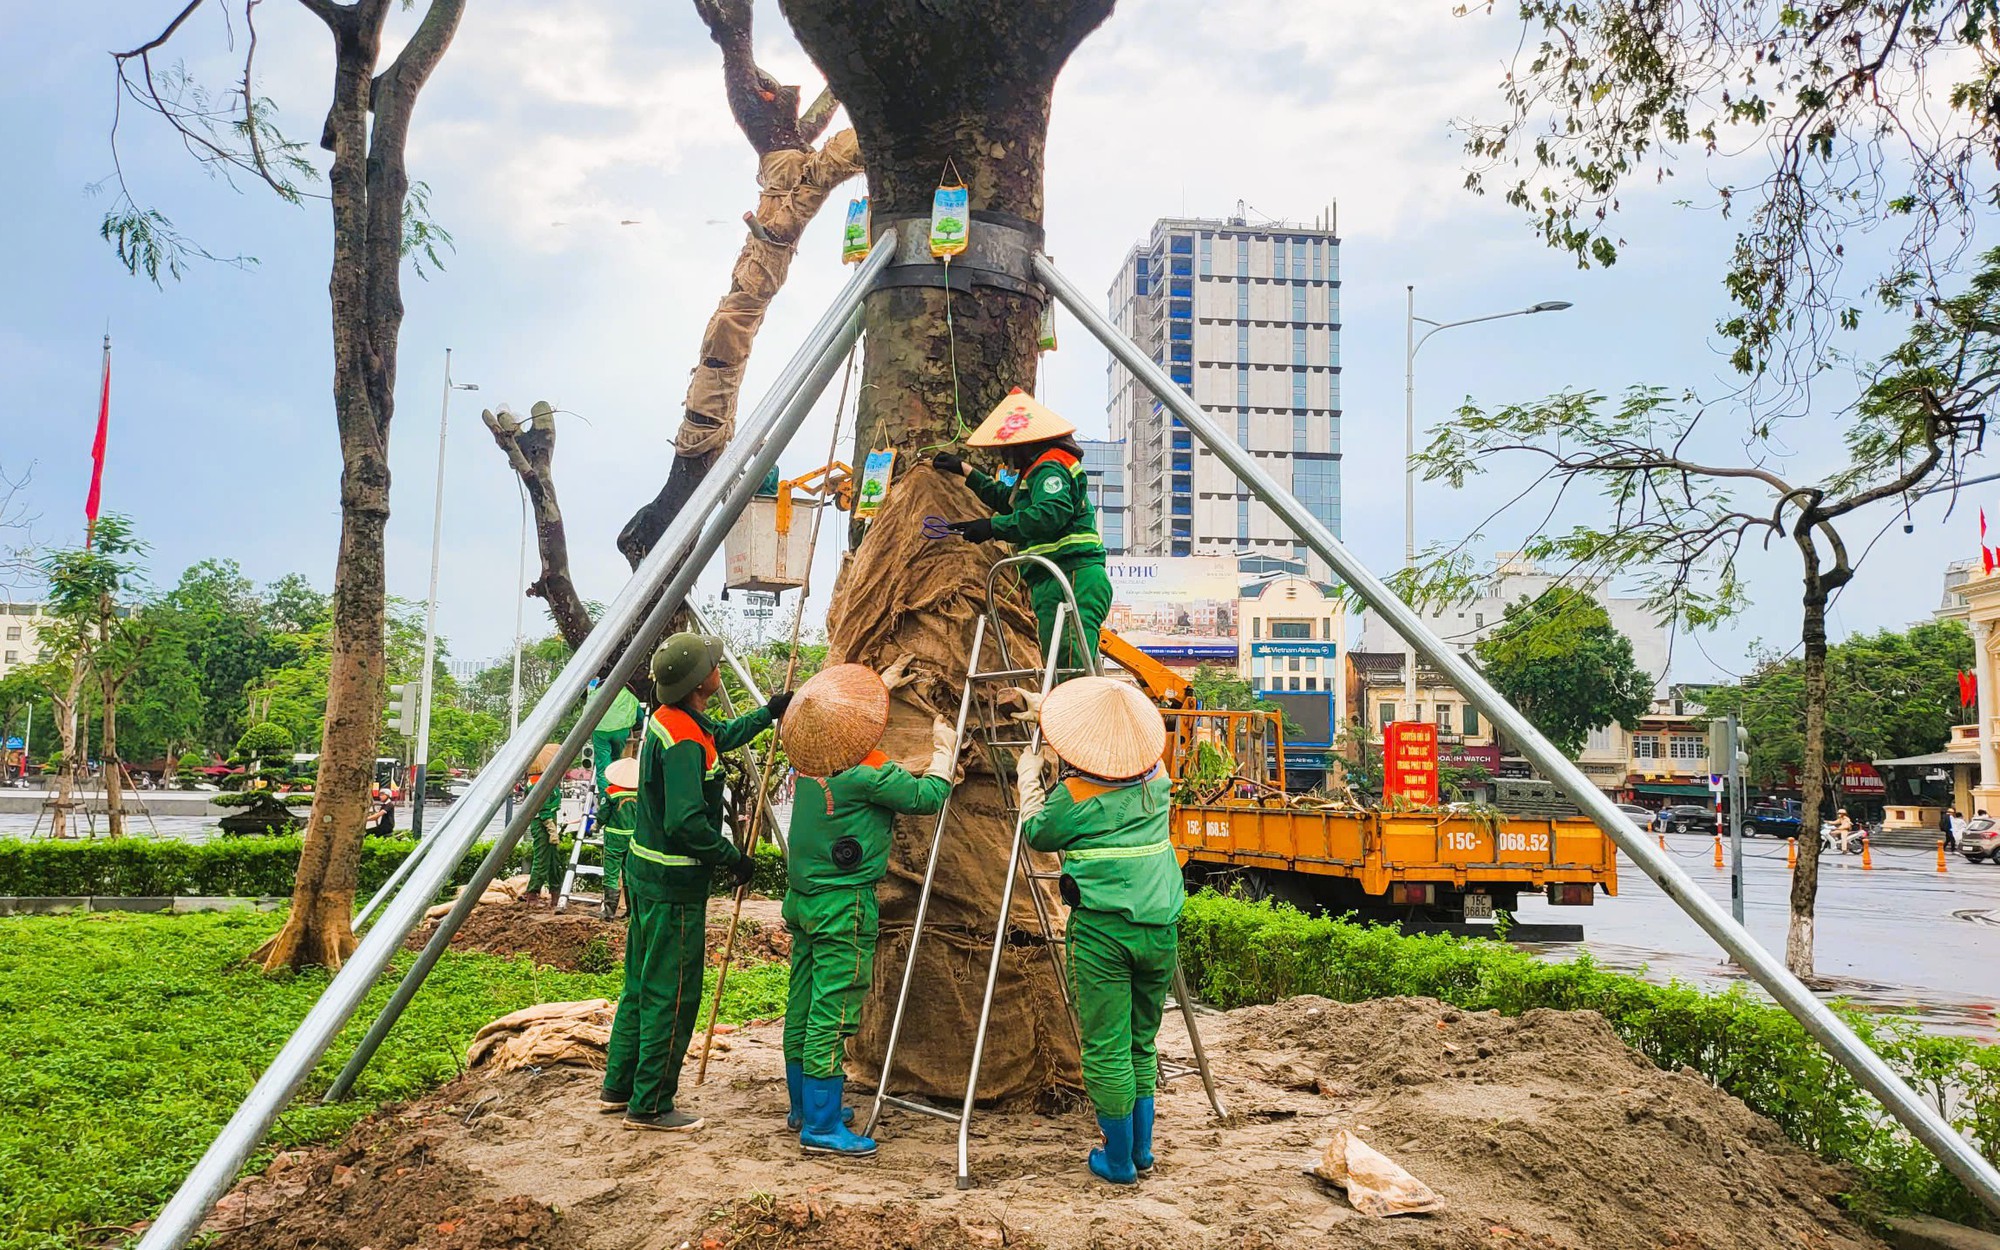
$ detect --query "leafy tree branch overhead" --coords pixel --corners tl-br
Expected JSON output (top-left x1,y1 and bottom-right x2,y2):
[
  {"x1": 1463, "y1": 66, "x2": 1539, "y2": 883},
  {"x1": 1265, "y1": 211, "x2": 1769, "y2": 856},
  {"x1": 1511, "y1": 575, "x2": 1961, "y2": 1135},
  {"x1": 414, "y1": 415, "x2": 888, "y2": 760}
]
[{"x1": 1463, "y1": 0, "x2": 2000, "y2": 386}]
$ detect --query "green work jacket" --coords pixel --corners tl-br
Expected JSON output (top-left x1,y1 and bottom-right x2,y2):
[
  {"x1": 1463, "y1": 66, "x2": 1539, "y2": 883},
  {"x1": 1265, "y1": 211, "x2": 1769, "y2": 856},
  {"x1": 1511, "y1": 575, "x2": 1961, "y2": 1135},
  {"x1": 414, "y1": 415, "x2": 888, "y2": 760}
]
[
  {"x1": 1023, "y1": 768, "x2": 1183, "y2": 926},
  {"x1": 630, "y1": 702, "x2": 772, "y2": 904},
  {"x1": 600, "y1": 789, "x2": 636, "y2": 836},
  {"x1": 787, "y1": 751, "x2": 950, "y2": 895},
  {"x1": 966, "y1": 447, "x2": 1105, "y2": 569},
  {"x1": 534, "y1": 783, "x2": 561, "y2": 823}
]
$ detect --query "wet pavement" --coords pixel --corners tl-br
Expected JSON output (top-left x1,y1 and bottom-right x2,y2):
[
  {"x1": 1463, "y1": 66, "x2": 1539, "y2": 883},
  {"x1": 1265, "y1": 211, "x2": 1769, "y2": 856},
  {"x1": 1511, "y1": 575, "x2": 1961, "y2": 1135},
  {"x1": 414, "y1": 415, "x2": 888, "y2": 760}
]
[{"x1": 1514, "y1": 830, "x2": 2000, "y2": 1041}]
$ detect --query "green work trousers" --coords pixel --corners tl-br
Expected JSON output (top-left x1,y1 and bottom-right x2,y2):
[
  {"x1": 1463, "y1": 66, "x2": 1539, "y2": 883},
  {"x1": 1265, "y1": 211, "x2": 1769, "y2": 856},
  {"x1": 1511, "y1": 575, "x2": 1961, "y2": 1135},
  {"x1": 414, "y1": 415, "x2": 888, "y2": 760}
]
[
  {"x1": 525, "y1": 816, "x2": 564, "y2": 894},
  {"x1": 1028, "y1": 558, "x2": 1112, "y2": 676},
  {"x1": 1066, "y1": 908, "x2": 1177, "y2": 1118},
  {"x1": 601, "y1": 826, "x2": 631, "y2": 895},
  {"x1": 603, "y1": 899, "x2": 708, "y2": 1115},
  {"x1": 781, "y1": 886, "x2": 879, "y2": 1079}
]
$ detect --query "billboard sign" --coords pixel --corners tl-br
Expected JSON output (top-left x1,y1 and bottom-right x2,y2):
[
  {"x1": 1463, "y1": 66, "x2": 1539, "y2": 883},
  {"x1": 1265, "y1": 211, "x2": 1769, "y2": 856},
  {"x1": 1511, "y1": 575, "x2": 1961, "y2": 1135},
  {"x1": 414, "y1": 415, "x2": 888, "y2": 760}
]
[
  {"x1": 1103, "y1": 555, "x2": 1239, "y2": 661},
  {"x1": 1384, "y1": 721, "x2": 1439, "y2": 805},
  {"x1": 1250, "y1": 641, "x2": 1339, "y2": 659}
]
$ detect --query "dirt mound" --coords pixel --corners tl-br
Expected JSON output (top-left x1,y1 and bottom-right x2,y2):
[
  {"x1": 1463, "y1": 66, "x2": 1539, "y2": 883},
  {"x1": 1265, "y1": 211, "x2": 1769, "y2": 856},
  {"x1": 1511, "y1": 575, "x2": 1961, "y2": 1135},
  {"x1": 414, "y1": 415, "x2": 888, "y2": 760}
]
[
  {"x1": 1233, "y1": 996, "x2": 1868, "y2": 1250},
  {"x1": 406, "y1": 897, "x2": 791, "y2": 972},
  {"x1": 689, "y1": 1195, "x2": 1039, "y2": 1250},
  {"x1": 219, "y1": 997, "x2": 1886, "y2": 1250},
  {"x1": 202, "y1": 1095, "x2": 577, "y2": 1250}
]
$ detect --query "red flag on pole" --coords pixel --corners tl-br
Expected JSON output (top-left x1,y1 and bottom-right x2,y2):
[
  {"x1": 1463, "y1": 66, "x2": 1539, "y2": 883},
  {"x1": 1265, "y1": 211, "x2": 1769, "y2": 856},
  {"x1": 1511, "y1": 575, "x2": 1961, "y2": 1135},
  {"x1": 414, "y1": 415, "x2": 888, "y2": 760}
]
[
  {"x1": 85, "y1": 335, "x2": 110, "y2": 546},
  {"x1": 1962, "y1": 671, "x2": 1978, "y2": 708}
]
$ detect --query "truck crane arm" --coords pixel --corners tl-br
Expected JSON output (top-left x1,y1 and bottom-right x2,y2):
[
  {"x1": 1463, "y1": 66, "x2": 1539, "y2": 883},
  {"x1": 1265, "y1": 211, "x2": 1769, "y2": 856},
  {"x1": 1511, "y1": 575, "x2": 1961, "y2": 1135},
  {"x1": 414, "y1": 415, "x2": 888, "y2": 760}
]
[{"x1": 1098, "y1": 627, "x2": 1195, "y2": 710}]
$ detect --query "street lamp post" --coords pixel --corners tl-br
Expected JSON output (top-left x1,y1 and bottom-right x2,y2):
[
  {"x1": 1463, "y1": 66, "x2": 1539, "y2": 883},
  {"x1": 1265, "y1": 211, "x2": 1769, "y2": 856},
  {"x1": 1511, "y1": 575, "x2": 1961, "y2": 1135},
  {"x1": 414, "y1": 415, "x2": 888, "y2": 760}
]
[
  {"x1": 411, "y1": 349, "x2": 478, "y2": 840},
  {"x1": 503, "y1": 480, "x2": 527, "y2": 826},
  {"x1": 1402, "y1": 288, "x2": 1572, "y2": 714}
]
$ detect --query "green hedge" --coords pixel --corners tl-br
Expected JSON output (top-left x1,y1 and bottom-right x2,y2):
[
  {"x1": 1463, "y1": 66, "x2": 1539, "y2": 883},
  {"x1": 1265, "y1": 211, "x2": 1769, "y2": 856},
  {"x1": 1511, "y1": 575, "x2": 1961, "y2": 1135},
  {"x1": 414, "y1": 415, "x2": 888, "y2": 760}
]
[
  {"x1": 1175, "y1": 891, "x2": 2000, "y2": 1228},
  {"x1": 0, "y1": 837, "x2": 786, "y2": 901}
]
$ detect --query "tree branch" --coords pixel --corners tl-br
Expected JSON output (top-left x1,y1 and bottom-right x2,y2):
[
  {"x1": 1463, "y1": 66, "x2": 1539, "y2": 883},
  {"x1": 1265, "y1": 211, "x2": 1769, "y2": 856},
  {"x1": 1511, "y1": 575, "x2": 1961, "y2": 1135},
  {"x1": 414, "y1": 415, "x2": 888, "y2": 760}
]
[
  {"x1": 693, "y1": 0, "x2": 809, "y2": 154},
  {"x1": 483, "y1": 405, "x2": 596, "y2": 651}
]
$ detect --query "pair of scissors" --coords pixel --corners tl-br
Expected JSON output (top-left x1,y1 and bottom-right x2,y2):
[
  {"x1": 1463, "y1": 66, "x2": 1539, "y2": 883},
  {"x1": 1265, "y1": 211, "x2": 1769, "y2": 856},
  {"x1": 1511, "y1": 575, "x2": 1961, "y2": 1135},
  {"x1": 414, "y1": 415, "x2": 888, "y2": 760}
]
[{"x1": 921, "y1": 515, "x2": 958, "y2": 541}]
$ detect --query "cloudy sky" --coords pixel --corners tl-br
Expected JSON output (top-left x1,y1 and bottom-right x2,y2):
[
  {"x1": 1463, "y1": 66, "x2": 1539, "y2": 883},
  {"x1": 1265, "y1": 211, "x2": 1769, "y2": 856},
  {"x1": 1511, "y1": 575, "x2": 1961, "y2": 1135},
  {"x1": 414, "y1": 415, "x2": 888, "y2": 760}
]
[{"x1": 2, "y1": 1, "x2": 1977, "y2": 686}]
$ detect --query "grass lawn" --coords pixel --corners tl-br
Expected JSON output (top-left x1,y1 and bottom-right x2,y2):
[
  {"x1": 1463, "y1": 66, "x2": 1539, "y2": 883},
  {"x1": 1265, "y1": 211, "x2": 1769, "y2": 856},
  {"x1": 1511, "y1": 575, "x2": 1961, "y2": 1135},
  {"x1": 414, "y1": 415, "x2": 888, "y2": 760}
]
[{"x1": 0, "y1": 909, "x2": 788, "y2": 1250}]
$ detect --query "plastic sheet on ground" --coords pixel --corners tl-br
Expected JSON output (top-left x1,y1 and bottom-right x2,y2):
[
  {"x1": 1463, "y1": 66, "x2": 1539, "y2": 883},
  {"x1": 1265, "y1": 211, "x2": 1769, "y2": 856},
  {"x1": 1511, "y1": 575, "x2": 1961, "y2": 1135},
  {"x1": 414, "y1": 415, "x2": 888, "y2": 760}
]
[{"x1": 1311, "y1": 1128, "x2": 1445, "y2": 1217}]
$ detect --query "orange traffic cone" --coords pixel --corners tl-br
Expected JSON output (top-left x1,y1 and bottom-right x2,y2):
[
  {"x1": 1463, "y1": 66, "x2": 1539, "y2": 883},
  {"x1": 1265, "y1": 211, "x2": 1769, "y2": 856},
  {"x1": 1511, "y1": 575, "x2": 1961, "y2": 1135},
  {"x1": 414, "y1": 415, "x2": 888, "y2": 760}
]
[
  {"x1": 1712, "y1": 834, "x2": 1724, "y2": 869},
  {"x1": 1787, "y1": 837, "x2": 1797, "y2": 870},
  {"x1": 1658, "y1": 829, "x2": 1667, "y2": 851},
  {"x1": 1861, "y1": 834, "x2": 1873, "y2": 870},
  {"x1": 1938, "y1": 840, "x2": 1949, "y2": 873}
]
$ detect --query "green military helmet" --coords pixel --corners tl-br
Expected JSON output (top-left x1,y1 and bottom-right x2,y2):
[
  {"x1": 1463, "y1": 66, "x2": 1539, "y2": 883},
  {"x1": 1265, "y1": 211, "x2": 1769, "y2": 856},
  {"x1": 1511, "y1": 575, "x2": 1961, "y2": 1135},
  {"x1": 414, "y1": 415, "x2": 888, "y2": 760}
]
[{"x1": 651, "y1": 632, "x2": 726, "y2": 704}]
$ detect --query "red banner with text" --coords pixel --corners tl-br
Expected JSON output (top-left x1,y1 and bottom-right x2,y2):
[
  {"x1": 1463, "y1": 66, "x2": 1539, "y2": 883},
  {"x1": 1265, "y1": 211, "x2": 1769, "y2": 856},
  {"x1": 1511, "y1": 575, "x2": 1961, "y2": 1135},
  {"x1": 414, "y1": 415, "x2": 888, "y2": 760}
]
[{"x1": 1385, "y1": 721, "x2": 1440, "y2": 806}]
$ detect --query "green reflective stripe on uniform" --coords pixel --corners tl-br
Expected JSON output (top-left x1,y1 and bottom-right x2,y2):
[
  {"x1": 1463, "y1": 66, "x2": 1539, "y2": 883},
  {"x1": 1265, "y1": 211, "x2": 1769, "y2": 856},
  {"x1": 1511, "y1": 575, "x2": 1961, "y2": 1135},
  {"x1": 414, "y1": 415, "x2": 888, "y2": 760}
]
[
  {"x1": 1023, "y1": 530, "x2": 1106, "y2": 557},
  {"x1": 627, "y1": 842, "x2": 703, "y2": 868},
  {"x1": 1065, "y1": 840, "x2": 1172, "y2": 862}
]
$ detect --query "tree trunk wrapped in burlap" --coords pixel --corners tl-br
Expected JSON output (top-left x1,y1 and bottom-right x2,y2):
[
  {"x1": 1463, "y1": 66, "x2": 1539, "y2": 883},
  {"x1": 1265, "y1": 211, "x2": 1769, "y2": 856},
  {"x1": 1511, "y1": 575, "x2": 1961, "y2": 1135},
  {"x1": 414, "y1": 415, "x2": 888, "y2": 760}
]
[
  {"x1": 677, "y1": 132, "x2": 863, "y2": 459},
  {"x1": 827, "y1": 467, "x2": 1082, "y2": 1102}
]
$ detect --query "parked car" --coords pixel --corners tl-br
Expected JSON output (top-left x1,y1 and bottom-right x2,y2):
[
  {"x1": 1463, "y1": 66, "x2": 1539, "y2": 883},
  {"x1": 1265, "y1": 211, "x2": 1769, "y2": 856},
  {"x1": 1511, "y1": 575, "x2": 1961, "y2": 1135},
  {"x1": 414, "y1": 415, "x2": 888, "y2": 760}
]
[
  {"x1": 1960, "y1": 816, "x2": 2000, "y2": 864},
  {"x1": 1657, "y1": 804, "x2": 1714, "y2": 835},
  {"x1": 1614, "y1": 803, "x2": 1652, "y2": 831},
  {"x1": 1744, "y1": 803, "x2": 1803, "y2": 839}
]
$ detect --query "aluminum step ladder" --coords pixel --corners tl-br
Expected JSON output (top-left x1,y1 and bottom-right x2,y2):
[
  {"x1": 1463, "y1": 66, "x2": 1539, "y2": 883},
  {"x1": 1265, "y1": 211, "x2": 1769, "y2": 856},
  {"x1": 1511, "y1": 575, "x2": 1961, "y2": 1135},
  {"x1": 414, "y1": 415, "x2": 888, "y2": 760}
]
[
  {"x1": 555, "y1": 782, "x2": 606, "y2": 914},
  {"x1": 864, "y1": 554, "x2": 1226, "y2": 1189}
]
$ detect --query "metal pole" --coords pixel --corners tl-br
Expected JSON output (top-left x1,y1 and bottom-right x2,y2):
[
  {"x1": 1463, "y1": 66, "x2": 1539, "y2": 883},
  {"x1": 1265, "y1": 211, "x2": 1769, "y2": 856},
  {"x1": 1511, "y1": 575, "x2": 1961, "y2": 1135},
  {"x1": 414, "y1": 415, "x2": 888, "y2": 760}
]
[
  {"x1": 326, "y1": 317, "x2": 858, "y2": 1102},
  {"x1": 1037, "y1": 251, "x2": 2000, "y2": 1218},
  {"x1": 1728, "y1": 712, "x2": 1744, "y2": 925},
  {"x1": 1403, "y1": 286, "x2": 1417, "y2": 717},
  {"x1": 506, "y1": 482, "x2": 527, "y2": 828},
  {"x1": 413, "y1": 353, "x2": 476, "y2": 841},
  {"x1": 137, "y1": 231, "x2": 897, "y2": 1250}
]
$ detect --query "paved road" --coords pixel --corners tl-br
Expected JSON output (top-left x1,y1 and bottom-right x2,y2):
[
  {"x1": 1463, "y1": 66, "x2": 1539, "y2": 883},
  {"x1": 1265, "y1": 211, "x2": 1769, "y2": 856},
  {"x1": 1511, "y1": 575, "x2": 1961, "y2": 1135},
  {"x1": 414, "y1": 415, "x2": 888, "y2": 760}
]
[{"x1": 1515, "y1": 830, "x2": 2000, "y2": 1041}]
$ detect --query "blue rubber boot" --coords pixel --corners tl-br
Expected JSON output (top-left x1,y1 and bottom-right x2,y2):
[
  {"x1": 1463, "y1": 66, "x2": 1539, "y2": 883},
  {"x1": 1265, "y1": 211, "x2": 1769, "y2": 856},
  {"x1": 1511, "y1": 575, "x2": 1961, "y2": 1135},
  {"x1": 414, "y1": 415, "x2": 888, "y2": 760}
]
[
  {"x1": 1088, "y1": 1112, "x2": 1138, "y2": 1185},
  {"x1": 799, "y1": 1075, "x2": 877, "y2": 1158},
  {"x1": 785, "y1": 1061, "x2": 805, "y2": 1132},
  {"x1": 785, "y1": 1061, "x2": 853, "y2": 1132},
  {"x1": 1131, "y1": 1097, "x2": 1156, "y2": 1175}
]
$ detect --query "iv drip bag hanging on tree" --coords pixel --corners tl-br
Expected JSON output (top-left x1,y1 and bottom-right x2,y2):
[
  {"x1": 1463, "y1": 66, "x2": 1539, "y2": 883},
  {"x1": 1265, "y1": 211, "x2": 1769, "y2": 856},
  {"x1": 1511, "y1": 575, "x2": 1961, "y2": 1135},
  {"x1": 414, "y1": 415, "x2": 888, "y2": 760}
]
[
  {"x1": 842, "y1": 198, "x2": 870, "y2": 264},
  {"x1": 930, "y1": 163, "x2": 969, "y2": 258}
]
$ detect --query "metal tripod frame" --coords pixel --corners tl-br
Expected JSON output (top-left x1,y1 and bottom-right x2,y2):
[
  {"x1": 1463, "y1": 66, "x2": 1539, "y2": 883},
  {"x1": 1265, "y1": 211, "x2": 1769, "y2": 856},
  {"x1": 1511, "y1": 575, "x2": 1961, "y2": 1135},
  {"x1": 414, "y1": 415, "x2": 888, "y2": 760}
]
[{"x1": 1033, "y1": 251, "x2": 2000, "y2": 1218}]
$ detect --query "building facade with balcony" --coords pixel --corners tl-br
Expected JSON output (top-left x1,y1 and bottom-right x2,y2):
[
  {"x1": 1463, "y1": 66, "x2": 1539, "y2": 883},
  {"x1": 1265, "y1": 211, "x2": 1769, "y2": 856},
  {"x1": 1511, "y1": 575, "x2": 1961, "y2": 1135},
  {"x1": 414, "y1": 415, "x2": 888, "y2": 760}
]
[
  {"x1": 1106, "y1": 213, "x2": 1342, "y2": 580},
  {"x1": 1239, "y1": 573, "x2": 1346, "y2": 782}
]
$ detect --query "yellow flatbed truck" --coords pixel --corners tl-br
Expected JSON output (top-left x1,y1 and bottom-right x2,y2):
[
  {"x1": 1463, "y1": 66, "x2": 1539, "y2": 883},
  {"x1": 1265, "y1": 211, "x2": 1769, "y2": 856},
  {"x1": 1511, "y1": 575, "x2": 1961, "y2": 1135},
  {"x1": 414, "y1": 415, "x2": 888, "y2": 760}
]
[{"x1": 1099, "y1": 629, "x2": 1618, "y2": 934}]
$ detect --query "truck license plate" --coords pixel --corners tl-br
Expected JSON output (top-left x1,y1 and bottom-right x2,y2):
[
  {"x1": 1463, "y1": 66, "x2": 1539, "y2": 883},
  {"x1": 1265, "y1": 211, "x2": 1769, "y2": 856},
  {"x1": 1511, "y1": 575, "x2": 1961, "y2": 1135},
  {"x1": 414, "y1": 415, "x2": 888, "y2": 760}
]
[{"x1": 1464, "y1": 894, "x2": 1494, "y2": 921}]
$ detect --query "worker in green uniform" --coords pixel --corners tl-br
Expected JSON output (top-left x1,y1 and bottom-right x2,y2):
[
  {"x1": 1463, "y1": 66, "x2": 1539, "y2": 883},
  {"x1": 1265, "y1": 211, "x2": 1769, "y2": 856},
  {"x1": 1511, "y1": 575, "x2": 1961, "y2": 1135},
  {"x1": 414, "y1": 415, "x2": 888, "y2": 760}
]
[
  {"x1": 774, "y1": 656, "x2": 958, "y2": 1157},
  {"x1": 590, "y1": 683, "x2": 644, "y2": 803},
  {"x1": 520, "y1": 743, "x2": 565, "y2": 906},
  {"x1": 600, "y1": 632, "x2": 793, "y2": 1132},
  {"x1": 598, "y1": 756, "x2": 638, "y2": 920},
  {"x1": 1017, "y1": 675, "x2": 1177, "y2": 1185},
  {"x1": 935, "y1": 389, "x2": 1110, "y2": 675}
]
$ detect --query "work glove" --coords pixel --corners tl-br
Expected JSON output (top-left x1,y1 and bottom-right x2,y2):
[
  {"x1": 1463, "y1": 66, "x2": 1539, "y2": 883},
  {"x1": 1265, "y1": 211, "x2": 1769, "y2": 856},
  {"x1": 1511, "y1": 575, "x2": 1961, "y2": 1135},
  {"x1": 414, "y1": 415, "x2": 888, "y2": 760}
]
[
  {"x1": 729, "y1": 851, "x2": 757, "y2": 889},
  {"x1": 926, "y1": 715, "x2": 961, "y2": 781},
  {"x1": 944, "y1": 517, "x2": 995, "y2": 544},
  {"x1": 1006, "y1": 687, "x2": 1045, "y2": 725},
  {"x1": 880, "y1": 652, "x2": 921, "y2": 692},
  {"x1": 932, "y1": 451, "x2": 967, "y2": 476},
  {"x1": 1016, "y1": 746, "x2": 1047, "y2": 821},
  {"x1": 766, "y1": 690, "x2": 794, "y2": 721}
]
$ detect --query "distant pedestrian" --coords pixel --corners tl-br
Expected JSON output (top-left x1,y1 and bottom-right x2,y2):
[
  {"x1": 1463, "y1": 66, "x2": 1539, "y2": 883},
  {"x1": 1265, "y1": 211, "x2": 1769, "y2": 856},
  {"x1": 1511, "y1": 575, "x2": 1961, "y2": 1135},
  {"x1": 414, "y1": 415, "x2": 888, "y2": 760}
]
[
  {"x1": 1941, "y1": 806, "x2": 1958, "y2": 852},
  {"x1": 1833, "y1": 808, "x2": 1856, "y2": 854}
]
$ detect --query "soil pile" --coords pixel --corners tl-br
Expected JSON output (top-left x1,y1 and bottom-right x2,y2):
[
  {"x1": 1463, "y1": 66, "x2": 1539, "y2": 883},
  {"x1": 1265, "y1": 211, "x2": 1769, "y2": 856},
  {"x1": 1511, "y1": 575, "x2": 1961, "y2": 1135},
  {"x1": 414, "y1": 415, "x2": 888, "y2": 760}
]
[
  {"x1": 210, "y1": 996, "x2": 1887, "y2": 1250},
  {"x1": 404, "y1": 896, "x2": 791, "y2": 972}
]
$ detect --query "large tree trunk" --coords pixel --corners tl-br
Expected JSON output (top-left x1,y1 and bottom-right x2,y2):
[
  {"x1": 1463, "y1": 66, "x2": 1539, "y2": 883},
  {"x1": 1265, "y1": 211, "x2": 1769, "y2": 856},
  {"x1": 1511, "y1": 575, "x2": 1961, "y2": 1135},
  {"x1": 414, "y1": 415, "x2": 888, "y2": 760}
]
[
  {"x1": 1784, "y1": 564, "x2": 1831, "y2": 981},
  {"x1": 783, "y1": 0, "x2": 1113, "y2": 1103},
  {"x1": 260, "y1": 0, "x2": 463, "y2": 973}
]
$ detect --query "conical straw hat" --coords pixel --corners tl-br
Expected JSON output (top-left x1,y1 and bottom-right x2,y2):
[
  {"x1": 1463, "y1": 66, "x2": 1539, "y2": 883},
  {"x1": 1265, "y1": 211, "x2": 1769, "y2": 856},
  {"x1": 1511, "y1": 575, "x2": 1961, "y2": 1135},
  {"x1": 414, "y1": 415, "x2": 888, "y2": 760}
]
[
  {"x1": 604, "y1": 757, "x2": 639, "y2": 791},
  {"x1": 781, "y1": 664, "x2": 890, "y2": 777},
  {"x1": 531, "y1": 743, "x2": 561, "y2": 777},
  {"x1": 966, "y1": 387, "x2": 1076, "y2": 448},
  {"x1": 1038, "y1": 676, "x2": 1166, "y2": 780}
]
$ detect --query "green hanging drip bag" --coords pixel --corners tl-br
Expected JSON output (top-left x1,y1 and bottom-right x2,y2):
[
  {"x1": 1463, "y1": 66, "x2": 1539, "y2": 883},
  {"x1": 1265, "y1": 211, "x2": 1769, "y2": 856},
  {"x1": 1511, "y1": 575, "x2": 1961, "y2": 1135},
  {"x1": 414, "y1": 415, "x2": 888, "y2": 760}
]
[
  {"x1": 930, "y1": 177, "x2": 969, "y2": 258},
  {"x1": 841, "y1": 197, "x2": 870, "y2": 264}
]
